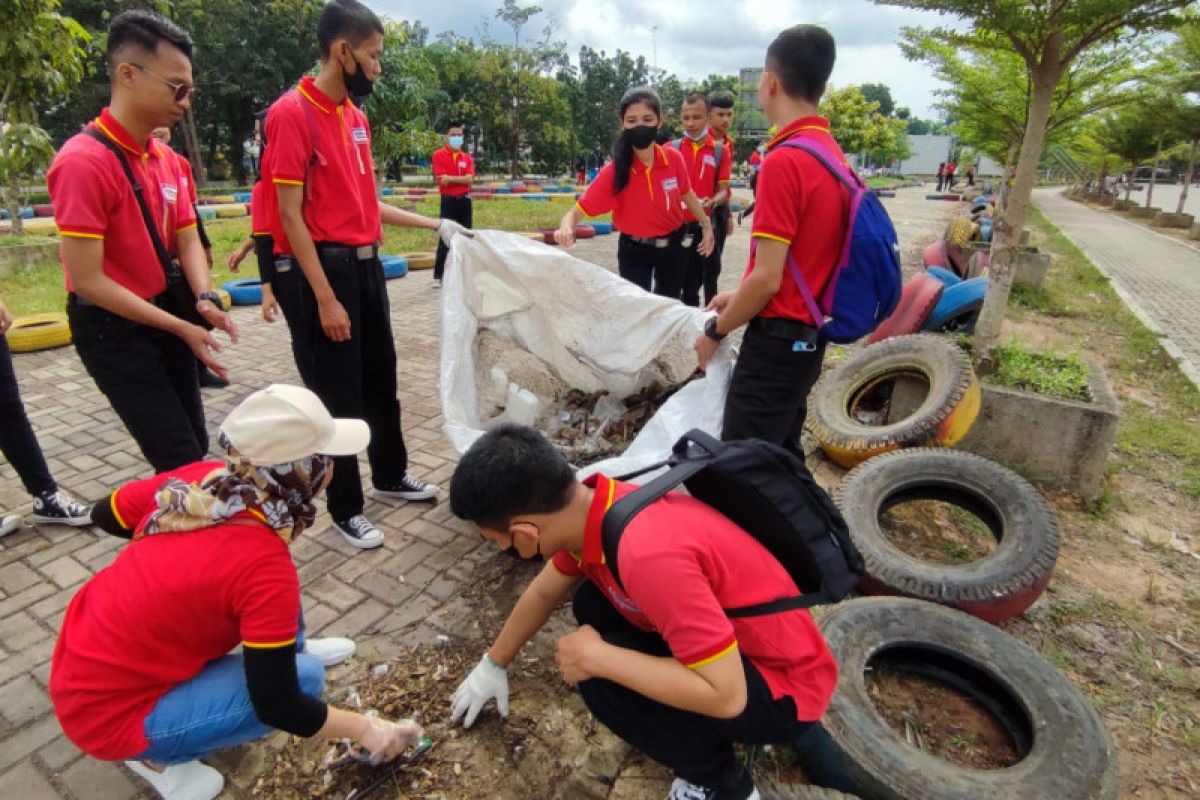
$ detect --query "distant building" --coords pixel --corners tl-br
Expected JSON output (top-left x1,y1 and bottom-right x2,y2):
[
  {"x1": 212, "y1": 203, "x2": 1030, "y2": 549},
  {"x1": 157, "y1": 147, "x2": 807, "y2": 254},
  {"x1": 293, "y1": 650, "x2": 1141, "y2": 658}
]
[
  {"x1": 738, "y1": 68, "x2": 763, "y2": 111},
  {"x1": 898, "y1": 134, "x2": 954, "y2": 175}
]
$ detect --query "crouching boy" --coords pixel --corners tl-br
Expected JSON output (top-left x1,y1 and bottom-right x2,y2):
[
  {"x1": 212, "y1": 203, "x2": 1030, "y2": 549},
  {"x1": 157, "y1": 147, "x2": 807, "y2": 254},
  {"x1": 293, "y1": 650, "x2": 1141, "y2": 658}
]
[{"x1": 446, "y1": 425, "x2": 838, "y2": 800}]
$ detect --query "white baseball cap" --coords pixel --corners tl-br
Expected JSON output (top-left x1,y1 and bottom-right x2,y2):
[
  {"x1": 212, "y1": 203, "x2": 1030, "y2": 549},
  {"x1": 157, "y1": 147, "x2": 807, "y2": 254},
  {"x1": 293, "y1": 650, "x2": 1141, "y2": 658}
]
[{"x1": 219, "y1": 384, "x2": 370, "y2": 466}]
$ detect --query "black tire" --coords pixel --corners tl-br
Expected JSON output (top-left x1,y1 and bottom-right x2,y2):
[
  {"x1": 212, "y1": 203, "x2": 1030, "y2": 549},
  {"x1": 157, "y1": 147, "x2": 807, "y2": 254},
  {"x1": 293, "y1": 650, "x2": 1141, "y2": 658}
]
[
  {"x1": 809, "y1": 334, "x2": 981, "y2": 468},
  {"x1": 758, "y1": 779, "x2": 862, "y2": 800},
  {"x1": 836, "y1": 449, "x2": 1060, "y2": 623},
  {"x1": 795, "y1": 598, "x2": 1117, "y2": 800}
]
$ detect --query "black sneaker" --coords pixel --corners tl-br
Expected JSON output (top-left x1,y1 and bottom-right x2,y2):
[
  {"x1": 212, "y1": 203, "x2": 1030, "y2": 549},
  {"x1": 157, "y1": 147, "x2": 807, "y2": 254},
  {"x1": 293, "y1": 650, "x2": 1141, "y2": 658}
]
[
  {"x1": 32, "y1": 491, "x2": 92, "y2": 527},
  {"x1": 199, "y1": 368, "x2": 230, "y2": 389},
  {"x1": 372, "y1": 474, "x2": 439, "y2": 502},
  {"x1": 332, "y1": 514, "x2": 384, "y2": 550}
]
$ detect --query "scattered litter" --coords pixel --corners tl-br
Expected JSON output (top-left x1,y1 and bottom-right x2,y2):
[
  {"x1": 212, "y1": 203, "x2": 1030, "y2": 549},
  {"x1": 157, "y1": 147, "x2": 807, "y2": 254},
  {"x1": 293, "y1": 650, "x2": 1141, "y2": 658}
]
[{"x1": 371, "y1": 664, "x2": 389, "y2": 678}]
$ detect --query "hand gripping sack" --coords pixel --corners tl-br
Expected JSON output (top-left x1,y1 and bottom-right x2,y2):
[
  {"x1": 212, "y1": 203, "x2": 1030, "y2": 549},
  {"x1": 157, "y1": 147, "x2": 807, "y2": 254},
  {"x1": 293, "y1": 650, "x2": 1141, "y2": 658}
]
[
  {"x1": 776, "y1": 138, "x2": 903, "y2": 343},
  {"x1": 601, "y1": 430, "x2": 863, "y2": 617}
]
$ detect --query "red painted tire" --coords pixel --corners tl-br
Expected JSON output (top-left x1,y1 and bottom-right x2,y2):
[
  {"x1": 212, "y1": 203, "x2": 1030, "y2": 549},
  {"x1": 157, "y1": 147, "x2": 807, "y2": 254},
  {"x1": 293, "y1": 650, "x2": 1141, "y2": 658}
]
[
  {"x1": 922, "y1": 241, "x2": 948, "y2": 269},
  {"x1": 536, "y1": 228, "x2": 559, "y2": 245},
  {"x1": 32, "y1": 204, "x2": 55, "y2": 218},
  {"x1": 573, "y1": 224, "x2": 596, "y2": 239},
  {"x1": 868, "y1": 273, "x2": 944, "y2": 344},
  {"x1": 510, "y1": 185, "x2": 528, "y2": 194},
  {"x1": 835, "y1": 449, "x2": 1060, "y2": 623}
]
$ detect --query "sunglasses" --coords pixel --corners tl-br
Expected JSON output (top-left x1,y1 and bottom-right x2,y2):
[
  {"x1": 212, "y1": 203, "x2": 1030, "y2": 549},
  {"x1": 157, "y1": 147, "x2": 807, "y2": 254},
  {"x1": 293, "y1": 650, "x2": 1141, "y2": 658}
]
[{"x1": 132, "y1": 63, "x2": 195, "y2": 103}]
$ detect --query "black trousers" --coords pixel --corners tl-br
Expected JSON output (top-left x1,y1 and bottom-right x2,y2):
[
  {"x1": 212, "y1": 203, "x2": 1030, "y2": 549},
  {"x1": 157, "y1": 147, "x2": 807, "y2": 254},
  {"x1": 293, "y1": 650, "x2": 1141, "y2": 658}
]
[
  {"x1": 302, "y1": 247, "x2": 407, "y2": 521},
  {"x1": 573, "y1": 582, "x2": 814, "y2": 788},
  {"x1": 722, "y1": 321, "x2": 827, "y2": 458},
  {"x1": 434, "y1": 195, "x2": 473, "y2": 280},
  {"x1": 67, "y1": 299, "x2": 207, "y2": 473},
  {"x1": 0, "y1": 336, "x2": 55, "y2": 496},
  {"x1": 681, "y1": 221, "x2": 723, "y2": 308},
  {"x1": 616, "y1": 231, "x2": 686, "y2": 299},
  {"x1": 256, "y1": 236, "x2": 317, "y2": 389},
  {"x1": 712, "y1": 203, "x2": 730, "y2": 256}
]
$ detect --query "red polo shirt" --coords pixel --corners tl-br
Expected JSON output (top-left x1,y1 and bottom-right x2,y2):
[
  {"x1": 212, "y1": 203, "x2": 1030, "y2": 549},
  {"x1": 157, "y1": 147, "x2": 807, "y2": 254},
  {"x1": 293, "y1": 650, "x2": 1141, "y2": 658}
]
[
  {"x1": 745, "y1": 116, "x2": 850, "y2": 324},
  {"x1": 47, "y1": 108, "x2": 198, "y2": 300},
  {"x1": 749, "y1": 150, "x2": 762, "y2": 171},
  {"x1": 551, "y1": 474, "x2": 838, "y2": 722},
  {"x1": 172, "y1": 149, "x2": 198, "y2": 204},
  {"x1": 674, "y1": 133, "x2": 731, "y2": 221},
  {"x1": 432, "y1": 145, "x2": 474, "y2": 198},
  {"x1": 264, "y1": 76, "x2": 381, "y2": 248},
  {"x1": 577, "y1": 145, "x2": 690, "y2": 239}
]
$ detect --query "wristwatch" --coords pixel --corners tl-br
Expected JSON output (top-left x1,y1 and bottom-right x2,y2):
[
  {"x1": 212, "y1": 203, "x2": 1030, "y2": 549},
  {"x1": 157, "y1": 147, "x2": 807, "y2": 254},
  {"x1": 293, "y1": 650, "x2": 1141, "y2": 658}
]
[
  {"x1": 196, "y1": 291, "x2": 225, "y2": 312},
  {"x1": 704, "y1": 316, "x2": 726, "y2": 342}
]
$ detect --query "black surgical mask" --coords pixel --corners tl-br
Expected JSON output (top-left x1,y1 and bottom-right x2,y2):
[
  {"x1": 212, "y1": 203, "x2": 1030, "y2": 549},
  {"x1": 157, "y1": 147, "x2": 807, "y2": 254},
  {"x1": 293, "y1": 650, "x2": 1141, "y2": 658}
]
[
  {"x1": 623, "y1": 124, "x2": 658, "y2": 150},
  {"x1": 342, "y1": 54, "x2": 375, "y2": 99}
]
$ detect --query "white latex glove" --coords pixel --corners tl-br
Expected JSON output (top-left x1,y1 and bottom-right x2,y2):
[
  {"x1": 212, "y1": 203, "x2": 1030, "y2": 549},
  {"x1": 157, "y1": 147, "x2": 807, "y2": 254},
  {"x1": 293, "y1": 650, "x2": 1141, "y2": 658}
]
[
  {"x1": 437, "y1": 218, "x2": 472, "y2": 247},
  {"x1": 358, "y1": 716, "x2": 424, "y2": 765},
  {"x1": 450, "y1": 654, "x2": 509, "y2": 728}
]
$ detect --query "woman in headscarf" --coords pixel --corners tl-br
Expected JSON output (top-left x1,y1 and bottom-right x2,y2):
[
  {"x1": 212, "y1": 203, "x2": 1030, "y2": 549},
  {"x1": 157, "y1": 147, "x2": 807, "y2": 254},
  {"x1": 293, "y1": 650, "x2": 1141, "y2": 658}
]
[{"x1": 50, "y1": 385, "x2": 422, "y2": 800}]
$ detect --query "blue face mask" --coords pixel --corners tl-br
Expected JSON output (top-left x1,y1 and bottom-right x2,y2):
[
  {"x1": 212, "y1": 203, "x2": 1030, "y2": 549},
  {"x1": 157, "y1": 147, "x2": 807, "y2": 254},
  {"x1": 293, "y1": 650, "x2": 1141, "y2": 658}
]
[
  {"x1": 448, "y1": 135, "x2": 464, "y2": 150},
  {"x1": 685, "y1": 128, "x2": 707, "y2": 142}
]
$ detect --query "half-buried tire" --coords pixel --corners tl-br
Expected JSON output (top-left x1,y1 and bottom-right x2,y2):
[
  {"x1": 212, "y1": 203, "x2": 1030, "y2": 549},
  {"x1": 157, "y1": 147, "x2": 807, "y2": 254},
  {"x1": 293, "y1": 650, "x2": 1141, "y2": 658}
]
[
  {"x1": 836, "y1": 448, "x2": 1060, "y2": 622},
  {"x1": 867, "y1": 273, "x2": 943, "y2": 344},
  {"x1": 795, "y1": 598, "x2": 1116, "y2": 800},
  {"x1": 380, "y1": 255, "x2": 409, "y2": 279},
  {"x1": 404, "y1": 252, "x2": 436, "y2": 270},
  {"x1": 922, "y1": 276, "x2": 987, "y2": 334},
  {"x1": 222, "y1": 278, "x2": 263, "y2": 306},
  {"x1": 7, "y1": 314, "x2": 71, "y2": 352},
  {"x1": 924, "y1": 266, "x2": 961, "y2": 286},
  {"x1": 809, "y1": 334, "x2": 980, "y2": 468}
]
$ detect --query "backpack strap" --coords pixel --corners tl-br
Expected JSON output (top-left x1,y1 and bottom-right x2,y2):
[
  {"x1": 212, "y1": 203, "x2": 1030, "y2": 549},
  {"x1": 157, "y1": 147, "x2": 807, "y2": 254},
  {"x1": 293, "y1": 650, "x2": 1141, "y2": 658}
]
[
  {"x1": 749, "y1": 237, "x2": 824, "y2": 331},
  {"x1": 712, "y1": 139, "x2": 725, "y2": 197},
  {"x1": 775, "y1": 137, "x2": 863, "y2": 193}
]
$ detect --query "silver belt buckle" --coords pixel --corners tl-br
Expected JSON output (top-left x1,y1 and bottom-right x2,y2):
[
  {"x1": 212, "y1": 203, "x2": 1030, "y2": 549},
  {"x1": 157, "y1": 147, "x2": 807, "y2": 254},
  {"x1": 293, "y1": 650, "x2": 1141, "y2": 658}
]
[
  {"x1": 680, "y1": 233, "x2": 694, "y2": 249},
  {"x1": 355, "y1": 245, "x2": 375, "y2": 260},
  {"x1": 274, "y1": 257, "x2": 293, "y2": 272}
]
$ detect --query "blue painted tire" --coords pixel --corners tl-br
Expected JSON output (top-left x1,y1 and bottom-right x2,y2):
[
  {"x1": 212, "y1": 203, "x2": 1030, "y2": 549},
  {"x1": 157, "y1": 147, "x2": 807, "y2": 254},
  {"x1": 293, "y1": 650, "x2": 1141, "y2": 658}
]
[
  {"x1": 197, "y1": 207, "x2": 217, "y2": 220},
  {"x1": 233, "y1": 192, "x2": 252, "y2": 204},
  {"x1": 925, "y1": 266, "x2": 962, "y2": 287},
  {"x1": 19, "y1": 208, "x2": 34, "y2": 219},
  {"x1": 380, "y1": 255, "x2": 409, "y2": 279},
  {"x1": 497, "y1": 187, "x2": 511, "y2": 194},
  {"x1": 222, "y1": 278, "x2": 263, "y2": 306},
  {"x1": 590, "y1": 221, "x2": 613, "y2": 235},
  {"x1": 922, "y1": 277, "x2": 987, "y2": 333},
  {"x1": 381, "y1": 187, "x2": 395, "y2": 196},
  {"x1": 980, "y1": 218, "x2": 993, "y2": 242}
]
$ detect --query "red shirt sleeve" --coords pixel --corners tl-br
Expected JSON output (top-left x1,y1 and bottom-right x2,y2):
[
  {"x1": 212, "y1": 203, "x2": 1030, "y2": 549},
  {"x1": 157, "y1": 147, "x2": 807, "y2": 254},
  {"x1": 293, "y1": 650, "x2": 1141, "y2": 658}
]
[
  {"x1": 718, "y1": 144, "x2": 732, "y2": 184},
  {"x1": 265, "y1": 100, "x2": 309, "y2": 186},
  {"x1": 577, "y1": 162, "x2": 617, "y2": 217},
  {"x1": 47, "y1": 145, "x2": 118, "y2": 239},
  {"x1": 232, "y1": 544, "x2": 301, "y2": 647},
  {"x1": 432, "y1": 148, "x2": 448, "y2": 178},
  {"x1": 552, "y1": 550, "x2": 585, "y2": 578},
  {"x1": 752, "y1": 155, "x2": 803, "y2": 244}
]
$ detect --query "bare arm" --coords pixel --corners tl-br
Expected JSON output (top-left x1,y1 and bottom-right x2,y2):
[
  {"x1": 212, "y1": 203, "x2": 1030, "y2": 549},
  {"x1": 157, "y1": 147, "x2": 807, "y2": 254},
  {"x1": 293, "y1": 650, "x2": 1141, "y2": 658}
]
[
  {"x1": 712, "y1": 237, "x2": 787, "y2": 332},
  {"x1": 489, "y1": 564, "x2": 582, "y2": 666},
  {"x1": 681, "y1": 190, "x2": 715, "y2": 257},
  {"x1": 554, "y1": 205, "x2": 585, "y2": 246},
  {"x1": 177, "y1": 227, "x2": 238, "y2": 344},
  {"x1": 276, "y1": 183, "x2": 349, "y2": 342},
  {"x1": 378, "y1": 202, "x2": 441, "y2": 230}
]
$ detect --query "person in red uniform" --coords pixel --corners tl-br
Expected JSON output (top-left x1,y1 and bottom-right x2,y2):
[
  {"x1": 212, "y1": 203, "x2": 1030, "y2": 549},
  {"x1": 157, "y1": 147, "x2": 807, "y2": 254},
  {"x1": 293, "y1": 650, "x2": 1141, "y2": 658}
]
[
  {"x1": 554, "y1": 87, "x2": 713, "y2": 298},
  {"x1": 694, "y1": 25, "x2": 849, "y2": 460},
  {"x1": 674, "y1": 92, "x2": 731, "y2": 307},
  {"x1": 264, "y1": 0, "x2": 465, "y2": 549},
  {"x1": 47, "y1": 10, "x2": 238, "y2": 474},
  {"x1": 708, "y1": 90, "x2": 737, "y2": 256},
  {"x1": 446, "y1": 425, "x2": 837, "y2": 800},
  {"x1": 51, "y1": 385, "x2": 424, "y2": 800},
  {"x1": 432, "y1": 121, "x2": 474, "y2": 286}
]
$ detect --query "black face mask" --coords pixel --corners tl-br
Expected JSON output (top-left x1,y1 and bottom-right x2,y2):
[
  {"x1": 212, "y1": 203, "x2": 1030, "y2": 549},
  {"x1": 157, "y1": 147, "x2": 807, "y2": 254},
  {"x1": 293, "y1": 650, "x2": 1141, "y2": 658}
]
[
  {"x1": 342, "y1": 53, "x2": 374, "y2": 99},
  {"x1": 504, "y1": 541, "x2": 543, "y2": 563},
  {"x1": 623, "y1": 124, "x2": 658, "y2": 150}
]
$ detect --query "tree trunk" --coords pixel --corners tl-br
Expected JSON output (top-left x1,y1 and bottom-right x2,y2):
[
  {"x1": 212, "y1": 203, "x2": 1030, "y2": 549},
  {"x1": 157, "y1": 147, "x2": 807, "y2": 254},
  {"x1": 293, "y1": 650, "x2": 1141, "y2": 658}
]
[
  {"x1": 1176, "y1": 137, "x2": 1197, "y2": 215},
  {"x1": 1125, "y1": 160, "x2": 1137, "y2": 203},
  {"x1": 7, "y1": 173, "x2": 23, "y2": 235},
  {"x1": 1146, "y1": 133, "x2": 1163, "y2": 209},
  {"x1": 973, "y1": 53, "x2": 1063, "y2": 365},
  {"x1": 182, "y1": 106, "x2": 206, "y2": 188},
  {"x1": 998, "y1": 142, "x2": 1019, "y2": 212}
]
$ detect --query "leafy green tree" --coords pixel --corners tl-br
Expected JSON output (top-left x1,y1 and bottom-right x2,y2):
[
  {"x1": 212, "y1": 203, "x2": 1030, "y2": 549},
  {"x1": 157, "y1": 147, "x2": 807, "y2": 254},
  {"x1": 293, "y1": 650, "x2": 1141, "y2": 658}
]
[
  {"x1": 1, "y1": 0, "x2": 89, "y2": 234},
  {"x1": 364, "y1": 20, "x2": 443, "y2": 176},
  {"x1": 879, "y1": 0, "x2": 1193, "y2": 364},
  {"x1": 859, "y1": 83, "x2": 896, "y2": 117},
  {"x1": 1096, "y1": 106, "x2": 1160, "y2": 203},
  {"x1": 820, "y1": 85, "x2": 909, "y2": 166}
]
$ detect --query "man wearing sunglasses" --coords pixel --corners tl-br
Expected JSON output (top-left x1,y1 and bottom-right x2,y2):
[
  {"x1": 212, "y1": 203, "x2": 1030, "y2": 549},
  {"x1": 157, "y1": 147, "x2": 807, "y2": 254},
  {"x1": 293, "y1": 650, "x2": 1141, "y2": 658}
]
[{"x1": 47, "y1": 10, "x2": 238, "y2": 473}]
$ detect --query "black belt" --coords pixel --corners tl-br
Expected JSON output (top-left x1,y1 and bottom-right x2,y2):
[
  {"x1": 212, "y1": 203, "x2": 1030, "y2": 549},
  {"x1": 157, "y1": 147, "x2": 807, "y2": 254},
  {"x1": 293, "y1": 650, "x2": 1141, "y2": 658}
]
[
  {"x1": 315, "y1": 243, "x2": 378, "y2": 261},
  {"x1": 623, "y1": 231, "x2": 678, "y2": 248},
  {"x1": 749, "y1": 315, "x2": 820, "y2": 347},
  {"x1": 67, "y1": 292, "x2": 96, "y2": 308}
]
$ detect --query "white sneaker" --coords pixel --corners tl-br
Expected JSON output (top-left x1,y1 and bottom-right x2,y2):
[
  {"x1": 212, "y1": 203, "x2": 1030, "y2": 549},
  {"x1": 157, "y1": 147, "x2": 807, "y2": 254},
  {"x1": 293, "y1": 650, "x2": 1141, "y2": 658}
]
[
  {"x1": 303, "y1": 636, "x2": 356, "y2": 667},
  {"x1": 332, "y1": 514, "x2": 384, "y2": 550},
  {"x1": 0, "y1": 514, "x2": 20, "y2": 539},
  {"x1": 433, "y1": 279, "x2": 442, "y2": 289},
  {"x1": 666, "y1": 777, "x2": 761, "y2": 800},
  {"x1": 372, "y1": 474, "x2": 439, "y2": 502},
  {"x1": 125, "y1": 760, "x2": 224, "y2": 800}
]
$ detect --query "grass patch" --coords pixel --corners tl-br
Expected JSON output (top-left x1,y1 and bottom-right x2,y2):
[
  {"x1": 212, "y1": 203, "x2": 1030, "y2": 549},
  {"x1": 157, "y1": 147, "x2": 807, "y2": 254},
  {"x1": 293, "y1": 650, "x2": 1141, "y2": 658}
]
[
  {"x1": 987, "y1": 338, "x2": 1091, "y2": 401},
  {"x1": 0, "y1": 233, "x2": 58, "y2": 248}
]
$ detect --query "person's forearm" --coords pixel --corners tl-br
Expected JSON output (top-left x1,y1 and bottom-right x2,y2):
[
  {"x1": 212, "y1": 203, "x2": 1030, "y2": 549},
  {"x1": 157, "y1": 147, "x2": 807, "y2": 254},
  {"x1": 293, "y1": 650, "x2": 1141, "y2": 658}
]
[
  {"x1": 591, "y1": 644, "x2": 744, "y2": 718},
  {"x1": 316, "y1": 706, "x2": 371, "y2": 740},
  {"x1": 489, "y1": 581, "x2": 570, "y2": 666},
  {"x1": 683, "y1": 192, "x2": 713, "y2": 227},
  {"x1": 561, "y1": 206, "x2": 584, "y2": 226},
  {"x1": 379, "y1": 202, "x2": 440, "y2": 230},
  {"x1": 280, "y1": 208, "x2": 335, "y2": 303},
  {"x1": 73, "y1": 273, "x2": 190, "y2": 335},
  {"x1": 712, "y1": 187, "x2": 729, "y2": 207},
  {"x1": 715, "y1": 268, "x2": 780, "y2": 333}
]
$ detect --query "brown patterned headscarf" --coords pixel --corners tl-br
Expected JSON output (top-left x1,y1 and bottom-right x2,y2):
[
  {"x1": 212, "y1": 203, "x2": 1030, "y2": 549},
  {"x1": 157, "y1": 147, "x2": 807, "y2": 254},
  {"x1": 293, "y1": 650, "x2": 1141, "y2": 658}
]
[{"x1": 137, "y1": 431, "x2": 333, "y2": 544}]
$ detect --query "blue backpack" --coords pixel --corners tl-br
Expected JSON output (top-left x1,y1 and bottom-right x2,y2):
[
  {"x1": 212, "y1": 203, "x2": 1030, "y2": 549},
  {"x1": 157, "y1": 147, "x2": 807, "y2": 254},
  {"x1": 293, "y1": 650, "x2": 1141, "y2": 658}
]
[{"x1": 771, "y1": 137, "x2": 902, "y2": 343}]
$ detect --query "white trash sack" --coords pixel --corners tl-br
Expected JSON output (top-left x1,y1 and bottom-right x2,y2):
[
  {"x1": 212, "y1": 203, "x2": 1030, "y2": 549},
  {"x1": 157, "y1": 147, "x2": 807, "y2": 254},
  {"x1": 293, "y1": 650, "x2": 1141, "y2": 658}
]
[{"x1": 440, "y1": 230, "x2": 734, "y2": 478}]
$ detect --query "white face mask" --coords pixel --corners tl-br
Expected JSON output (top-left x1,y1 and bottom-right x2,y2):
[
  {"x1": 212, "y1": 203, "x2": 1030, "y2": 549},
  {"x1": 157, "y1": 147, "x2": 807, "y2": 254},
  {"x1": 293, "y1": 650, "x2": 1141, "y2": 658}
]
[
  {"x1": 685, "y1": 128, "x2": 707, "y2": 142},
  {"x1": 448, "y1": 135, "x2": 464, "y2": 149}
]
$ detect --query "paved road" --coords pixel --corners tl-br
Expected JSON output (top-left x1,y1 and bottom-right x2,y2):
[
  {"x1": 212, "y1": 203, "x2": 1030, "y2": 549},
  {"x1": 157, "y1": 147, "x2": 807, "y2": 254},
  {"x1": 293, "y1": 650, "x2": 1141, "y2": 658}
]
[{"x1": 1033, "y1": 187, "x2": 1200, "y2": 388}]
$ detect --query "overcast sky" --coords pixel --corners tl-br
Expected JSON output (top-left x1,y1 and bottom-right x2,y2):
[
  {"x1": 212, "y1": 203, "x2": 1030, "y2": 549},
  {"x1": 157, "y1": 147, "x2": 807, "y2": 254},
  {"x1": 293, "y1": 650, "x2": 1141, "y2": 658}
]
[{"x1": 364, "y1": 0, "x2": 957, "y2": 119}]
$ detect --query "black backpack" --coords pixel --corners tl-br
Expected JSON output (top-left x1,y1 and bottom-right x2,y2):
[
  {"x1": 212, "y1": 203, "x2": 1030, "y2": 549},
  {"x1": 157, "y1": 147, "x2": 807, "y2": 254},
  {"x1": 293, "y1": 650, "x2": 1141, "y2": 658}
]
[{"x1": 601, "y1": 430, "x2": 862, "y2": 617}]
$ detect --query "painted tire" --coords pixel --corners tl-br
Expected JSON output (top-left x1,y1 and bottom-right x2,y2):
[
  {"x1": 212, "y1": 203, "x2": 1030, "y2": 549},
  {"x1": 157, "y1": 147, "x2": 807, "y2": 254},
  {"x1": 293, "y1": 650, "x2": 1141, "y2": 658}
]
[
  {"x1": 922, "y1": 277, "x2": 987, "y2": 334},
  {"x1": 197, "y1": 207, "x2": 217, "y2": 220},
  {"x1": 215, "y1": 289, "x2": 232, "y2": 309},
  {"x1": 810, "y1": 333, "x2": 981, "y2": 468},
  {"x1": 590, "y1": 221, "x2": 613, "y2": 235},
  {"x1": 19, "y1": 208, "x2": 34, "y2": 219},
  {"x1": 32, "y1": 204, "x2": 55, "y2": 218},
  {"x1": 925, "y1": 266, "x2": 962, "y2": 286},
  {"x1": 836, "y1": 449, "x2": 1060, "y2": 622},
  {"x1": 22, "y1": 219, "x2": 58, "y2": 235},
  {"x1": 574, "y1": 224, "x2": 596, "y2": 240},
  {"x1": 404, "y1": 252, "x2": 436, "y2": 270},
  {"x1": 211, "y1": 194, "x2": 237, "y2": 204},
  {"x1": 945, "y1": 216, "x2": 974, "y2": 248},
  {"x1": 925, "y1": 193, "x2": 961, "y2": 201},
  {"x1": 497, "y1": 187, "x2": 512, "y2": 194},
  {"x1": 222, "y1": 278, "x2": 263, "y2": 306},
  {"x1": 233, "y1": 192, "x2": 251, "y2": 204},
  {"x1": 6, "y1": 314, "x2": 71, "y2": 352},
  {"x1": 922, "y1": 241, "x2": 949, "y2": 269},
  {"x1": 539, "y1": 229, "x2": 559, "y2": 245},
  {"x1": 381, "y1": 187, "x2": 395, "y2": 196},
  {"x1": 795, "y1": 598, "x2": 1116, "y2": 800},
  {"x1": 867, "y1": 273, "x2": 944, "y2": 344},
  {"x1": 215, "y1": 204, "x2": 247, "y2": 218},
  {"x1": 510, "y1": 185, "x2": 527, "y2": 194},
  {"x1": 517, "y1": 232, "x2": 544, "y2": 241},
  {"x1": 380, "y1": 255, "x2": 409, "y2": 279}
]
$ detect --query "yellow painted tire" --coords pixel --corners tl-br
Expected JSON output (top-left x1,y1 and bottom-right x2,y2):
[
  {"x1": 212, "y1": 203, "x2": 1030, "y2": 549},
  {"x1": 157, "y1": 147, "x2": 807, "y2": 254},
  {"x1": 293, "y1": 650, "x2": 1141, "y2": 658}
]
[
  {"x1": 22, "y1": 218, "x2": 59, "y2": 235},
  {"x1": 210, "y1": 194, "x2": 237, "y2": 204},
  {"x1": 517, "y1": 231, "x2": 544, "y2": 240},
  {"x1": 215, "y1": 289, "x2": 232, "y2": 309},
  {"x1": 215, "y1": 204, "x2": 247, "y2": 218},
  {"x1": 404, "y1": 251, "x2": 436, "y2": 270},
  {"x1": 809, "y1": 333, "x2": 981, "y2": 468},
  {"x1": 945, "y1": 215, "x2": 974, "y2": 249},
  {"x1": 6, "y1": 313, "x2": 71, "y2": 353}
]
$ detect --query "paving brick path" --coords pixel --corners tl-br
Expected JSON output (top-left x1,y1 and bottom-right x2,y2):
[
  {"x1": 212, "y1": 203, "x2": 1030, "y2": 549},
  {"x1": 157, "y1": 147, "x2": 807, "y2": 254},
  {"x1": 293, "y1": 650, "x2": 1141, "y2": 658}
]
[{"x1": 1034, "y1": 187, "x2": 1200, "y2": 388}]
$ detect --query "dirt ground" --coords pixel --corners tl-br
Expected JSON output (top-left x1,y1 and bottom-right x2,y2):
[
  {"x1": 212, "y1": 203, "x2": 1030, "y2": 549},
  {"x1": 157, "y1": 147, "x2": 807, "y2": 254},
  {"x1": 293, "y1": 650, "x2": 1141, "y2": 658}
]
[{"x1": 239, "y1": 186, "x2": 1199, "y2": 799}]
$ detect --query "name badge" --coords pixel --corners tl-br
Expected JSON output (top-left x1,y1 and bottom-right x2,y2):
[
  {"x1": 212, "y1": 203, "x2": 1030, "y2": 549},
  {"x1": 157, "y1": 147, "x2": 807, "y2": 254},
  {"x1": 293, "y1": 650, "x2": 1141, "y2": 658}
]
[
  {"x1": 458, "y1": 160, "x2": 467, "y2": 168},
  {"x1": 162, "y1": 184, "x2": 178, "y2": 204},
  {"x1": 351, "y1": 127, "x2": 368, "y2": 144},
  {"x1": 661, "y1": 177, "x2": 679, "y2": 193},
  {"x1": 703, "y1": 154, "x2": 716, "y2": 167}
]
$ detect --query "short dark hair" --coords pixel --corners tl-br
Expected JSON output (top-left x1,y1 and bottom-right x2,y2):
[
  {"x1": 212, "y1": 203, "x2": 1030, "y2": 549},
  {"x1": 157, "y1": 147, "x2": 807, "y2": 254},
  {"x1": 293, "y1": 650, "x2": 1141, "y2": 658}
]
[
  {"x1": 317, "y1": 0, "x2": 384, "y2": 59},
  {"x1": 106, "y1": 9, "x2": 193, "y2": 73},
  {"x1": 449, "y1": 425, "x2": 577, "y2": 531},
  {"x1": 446, "y1": 120, "x2": 464, "y2": 133},
  {"x1": 709, "y1": 90, "x2": 735, "y2": 110},
  {"x1": 683, "y1": 92, "x2": 710, "y2": 111},
  {"x1": 766, "y1": 25, "x2": 836, "y2": 104}
]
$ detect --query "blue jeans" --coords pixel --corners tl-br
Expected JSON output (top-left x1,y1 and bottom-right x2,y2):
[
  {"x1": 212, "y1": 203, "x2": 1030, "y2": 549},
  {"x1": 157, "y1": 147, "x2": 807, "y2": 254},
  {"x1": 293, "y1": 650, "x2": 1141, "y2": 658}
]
[{"x1": 136, "y1": 620, "x2": 323, "y2": 765}]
